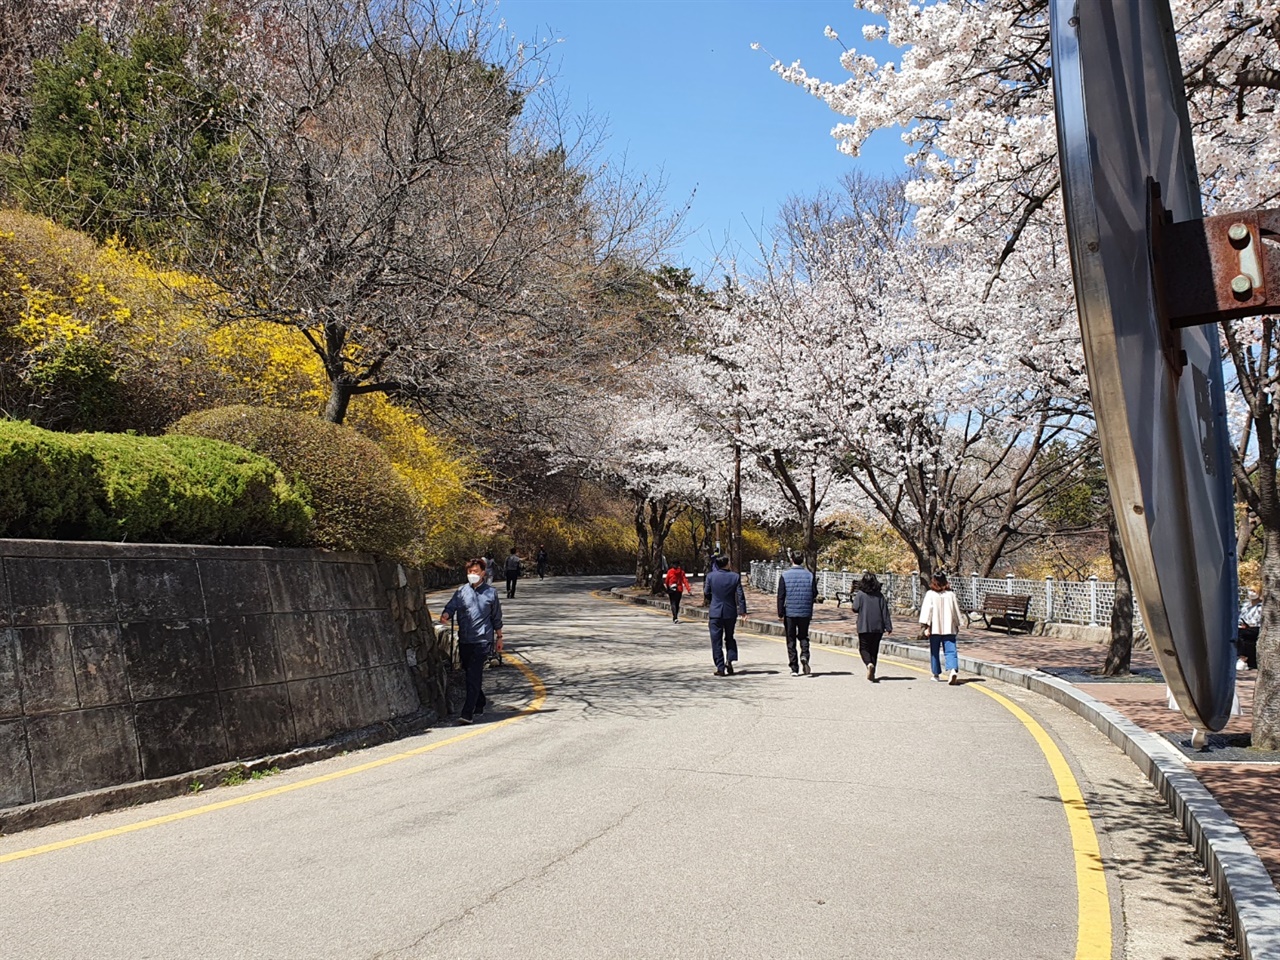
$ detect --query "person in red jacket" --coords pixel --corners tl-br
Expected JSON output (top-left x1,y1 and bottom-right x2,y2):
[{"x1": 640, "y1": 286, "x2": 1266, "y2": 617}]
[{"x1": 664, "y1": 562, "x2": 692, "y2": 623}]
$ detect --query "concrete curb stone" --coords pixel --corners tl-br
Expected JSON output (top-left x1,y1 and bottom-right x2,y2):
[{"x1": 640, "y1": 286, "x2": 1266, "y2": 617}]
[{"x1": 609, "y1": 587, "x2": 1280, "y2": 960}]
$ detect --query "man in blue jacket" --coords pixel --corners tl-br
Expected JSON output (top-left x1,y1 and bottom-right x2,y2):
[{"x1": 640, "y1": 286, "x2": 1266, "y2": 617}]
[
  {"x1": 440, "y1": 558, "x2": 503, "y2": 724},
  {"x1": 776, "y1": 550, "x2": 818, "y2": 676},
  {"x1": 704, "y1": 555, "x2": 747, "y2": 677}
]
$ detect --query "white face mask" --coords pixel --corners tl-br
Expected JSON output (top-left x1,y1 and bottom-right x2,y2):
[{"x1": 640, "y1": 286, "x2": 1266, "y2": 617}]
[{"x1": 467, "y1": 573, "x2": 482, "y2": 585}]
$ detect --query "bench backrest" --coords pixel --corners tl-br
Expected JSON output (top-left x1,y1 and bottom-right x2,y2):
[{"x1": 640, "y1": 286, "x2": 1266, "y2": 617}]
[{"x1": 980, "y1": 593, "x2": 1032, "y2": 614}]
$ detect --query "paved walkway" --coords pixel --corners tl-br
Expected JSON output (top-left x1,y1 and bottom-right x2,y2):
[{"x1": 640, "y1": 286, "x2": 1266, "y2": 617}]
[
  {"x1": 724, "y1": 582, "x2": 1280, "y2": 893},
  {"x1": 0, "y1": 577, "x2": 1237, "y2": 959}
]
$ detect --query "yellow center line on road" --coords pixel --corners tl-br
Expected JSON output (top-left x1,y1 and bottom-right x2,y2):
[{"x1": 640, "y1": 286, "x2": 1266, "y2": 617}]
[
  {"x1": 753, "y1": 632, "x2": 1113, "y2": 960},
  {"x1": 0, "y1": 656, "x2": 547, "y2": 867}
]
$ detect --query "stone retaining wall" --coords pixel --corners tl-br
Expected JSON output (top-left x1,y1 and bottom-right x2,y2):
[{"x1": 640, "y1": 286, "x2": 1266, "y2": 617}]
[{"x1": 0, "y1": 539, "x2": 452, "y2": 809}]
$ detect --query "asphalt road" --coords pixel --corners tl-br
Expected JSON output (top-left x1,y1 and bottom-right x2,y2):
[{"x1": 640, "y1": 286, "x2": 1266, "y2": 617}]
[{"x1": 0, "y1": 576, "x2": 1236, "y2": 959}]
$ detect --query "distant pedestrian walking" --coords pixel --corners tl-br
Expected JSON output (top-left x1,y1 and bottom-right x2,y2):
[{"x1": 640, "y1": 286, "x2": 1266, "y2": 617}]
[
  {"x1": 440, "y1": 558, "x2": 503, "y2": 724},
  {"x1": 504, "y1": 549, "x2": 523, "y2": 599},
  {"x1": 536, "y1": 545, "x2": 548, "y2": 580},
  {"x1": 704, "y1": 555, "x2": 747, "y2": 676},
  {"x1": 664, "y1": 561, "x2": 692, "y2": 623},
  {"x1": 1238, "y1": 588, "x2": 1261, "y2": 670},
  {"x1": 484, "y1": 553, "x2": 497, "y2": 584},
  {"x1": 776, "y1": 551, "x2": 818, "y2": 677},
  {"x1": 919, "y1": 572, "x2": 964, "y2": 684},
  {"x1": 852, "y1": 573, "x2": 893, "y2": 682}
]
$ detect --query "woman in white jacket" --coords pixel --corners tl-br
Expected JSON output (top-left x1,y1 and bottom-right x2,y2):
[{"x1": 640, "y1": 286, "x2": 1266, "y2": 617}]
[{"x1": 918, "y1": 572, "x2": 964, "y2": 685}]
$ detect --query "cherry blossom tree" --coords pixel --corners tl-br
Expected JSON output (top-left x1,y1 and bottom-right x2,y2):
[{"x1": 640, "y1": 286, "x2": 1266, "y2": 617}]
[{"x1": 771, "y1": 0, "x2": 1280, "y2": 740}]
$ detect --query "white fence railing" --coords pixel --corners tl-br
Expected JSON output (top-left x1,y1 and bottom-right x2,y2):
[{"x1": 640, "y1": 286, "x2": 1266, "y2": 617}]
[{"x1": 749, "y1": 562, "x2": 1145, "y2": 631}]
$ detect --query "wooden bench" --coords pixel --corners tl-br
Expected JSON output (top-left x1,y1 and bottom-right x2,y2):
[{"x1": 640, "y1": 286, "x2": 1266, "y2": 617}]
[{"x1": 966, "y1": 593, "x2": 1032, "y2": 634}]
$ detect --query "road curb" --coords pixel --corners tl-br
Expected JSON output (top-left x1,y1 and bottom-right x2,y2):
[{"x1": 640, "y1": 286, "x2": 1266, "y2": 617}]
[
  {"x1": 0, "y1": 709, "x2": 438, "y2": 837},
  {"x1": 609, "y1": 587, "x2": 1280, "y2": 960}
]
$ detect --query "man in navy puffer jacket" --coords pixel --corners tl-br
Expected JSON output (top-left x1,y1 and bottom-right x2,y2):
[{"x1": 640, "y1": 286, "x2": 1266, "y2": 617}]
[{"x1": 776, "y1": 551, "x2": 818, "y2": 676}]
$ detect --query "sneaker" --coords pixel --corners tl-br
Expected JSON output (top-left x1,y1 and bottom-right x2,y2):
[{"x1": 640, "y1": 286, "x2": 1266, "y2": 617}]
[
  {"x1": 931, "y1": 675, "x2": 942, "y2": 682},
  {"x1": 475, "y1": 704, "x2": 485, "y2": 717},
  {"x1": 673, "y1": 617, "x2": 679, "y2": 623},
  {"x1": 801, "y1": 658, "x2": 811, "y2": 676},
  {"x1": 948, "y1": 669, "x2": 960, "y2": 685},
  {"x1": 725, "y1": 663, "x2": 734, "y2": 675},
  {"x1": 456, "y1": 716, "x2": 473, "y2": 725},
  {"x1": 1237, "y1": 658, "x2": 1248, "y2": 671},
  {"x1": 866, "y1": 663, "x2": 876, "y2": 682},
  {"x1": 714, "y1": 668, "x2": 726, "y2": 677},
  {"x1": 791, "y1": 669, "x2": 801, "y2": 678}
]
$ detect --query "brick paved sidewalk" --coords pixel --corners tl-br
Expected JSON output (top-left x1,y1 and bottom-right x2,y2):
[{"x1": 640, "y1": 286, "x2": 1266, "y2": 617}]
[{"x1": 727, "y1": 583, "x2": 1278, "y2": 891}]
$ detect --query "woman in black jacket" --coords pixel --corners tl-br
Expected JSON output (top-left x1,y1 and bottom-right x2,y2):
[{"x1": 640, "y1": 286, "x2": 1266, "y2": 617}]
[{"x1": 851, "y1": 573, "x2": 893, "y2": 682}]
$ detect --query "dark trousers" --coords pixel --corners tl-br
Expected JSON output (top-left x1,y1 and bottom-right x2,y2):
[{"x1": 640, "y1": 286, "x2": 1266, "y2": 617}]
[
  {"x1": 537, "y1": 562, "x2": 547, "y2": 579},
  {"x1": 785, "y1": 616, "x2": 812, "y2": 672},
  {"x1": 458, "y1": 643, "x2": 488, "y2": 720},
  {"x1": 710, "y1": 617, "x2": 738, "y2": 670},
  {"x1": 1239, "y1": 627, "x2": 1259, "y2": 669},
  {"x1": 506, "y1": 573, "x2": 519, "y2": 598},
  {"x1": 858, "y1": 631, "x2": 883, "y2": 667},
  {"x1": 668, "y1": 588, "x2": 683, "y2": 620}
]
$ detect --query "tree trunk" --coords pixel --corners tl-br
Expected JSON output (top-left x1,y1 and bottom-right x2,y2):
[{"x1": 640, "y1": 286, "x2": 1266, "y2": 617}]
[
  {"x1": 1103, "y1": 509, "x2": 1133, "y2": 677},
  {"x1": 323, "y1": 378, "x2": 353, "y2": 424},
  {"x1": 1255, "y1": 525, "x2": 1280, "y2": 749},
  {"x1": 633, "y1": 497, "x2": 651, "y2": 590}
]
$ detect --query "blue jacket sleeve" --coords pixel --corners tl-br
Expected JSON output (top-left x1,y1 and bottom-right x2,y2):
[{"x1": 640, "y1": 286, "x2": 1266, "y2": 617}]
[
  {"x1": 776, "y1": 577, "x2": 786, "y2": 618},
  {"x1": 491, "y1": 594, "x2": 503, "y2": 632},
  {"x1": 736, "y1": 576, "x2": 747, "y2": 616},
  {"x1": 443, "y1": 589, "x2": 460, "y2": 618}
]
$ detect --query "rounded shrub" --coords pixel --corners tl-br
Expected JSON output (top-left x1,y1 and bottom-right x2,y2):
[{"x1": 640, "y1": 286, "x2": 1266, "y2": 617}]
[
  {"x1": 0, "y1": 420, "x2": 312, "y2": 544},
  {"x1": 170, "y1": 405, "x2": 420, "y2": 558}
]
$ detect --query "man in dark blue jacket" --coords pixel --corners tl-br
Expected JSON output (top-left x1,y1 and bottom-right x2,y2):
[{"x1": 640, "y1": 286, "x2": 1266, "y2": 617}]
[
  {"x1": 440, "y1": 558, "x2": 503, "y2": 724},
  {"x1": 776, "y1": 551, "x2": 818, "y2": 676},
  {"x1": 703, "y1": 555, "x2": 747, "y2": 677}
]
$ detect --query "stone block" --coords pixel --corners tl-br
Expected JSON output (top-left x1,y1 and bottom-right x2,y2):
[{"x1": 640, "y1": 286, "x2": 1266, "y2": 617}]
[
  {"x1": 70, "y1": 623, "x2": 129, "y2": 708},
  {"x1": 111, "y1": 558, "x2": 205, "y2": 621},
  {"x1": 347, "y1": 667, "x2": 389, "y2": 729},
  {"x1": 382, "y1": 664, "x2": 421, "y2": 717},
  {"x1": 0, "y1": 630, "x2": 21, "y2": 719},
  {"x1": 27, "y1": 706, "x2": 140, "y2": 800},
  {"x1": 0, "y1": 719, "x2": 32, "y2": 807},
  {"x1": 5, "y1": 557, "x2": 115, "y2": 626},
  {"x1": 288, "y1": 675, "x2": 355, "y2": 744},
  {"x1": 275, "y1": 613, "x2": 331, "y2": 681},
  {"x1": 135, "y1": 693, "x2": 227, "y2": 780},
  {"x1": 198, "y1": 559, "x2": 275, "y2": 617},
  {"x1": 15, "y1": 625, "x2": 78, "y2": 715},
  {"x1": 121, "y1": 619, "x2": 216, "y2": 701},
  {"x1": 209, "y1": 615, "x2": 284, "y2": 690},
  {"x1": 265, "y1": 561, "x2": 327, "y2": 614},
  {"x1": 221, "y1": 684, "x2": 296, "y2": 759},
  {"x1": 339, "y1": 609, "x2": 395, "y2": 669},
  {"x1": 326, "y1": 561, "x2": 382, "y2": 610}
]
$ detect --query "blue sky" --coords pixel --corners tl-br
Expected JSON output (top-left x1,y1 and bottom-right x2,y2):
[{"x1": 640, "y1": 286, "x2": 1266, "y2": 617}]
[{"x1": 496, "y1": 0, "x2": 906, "y2": 274}]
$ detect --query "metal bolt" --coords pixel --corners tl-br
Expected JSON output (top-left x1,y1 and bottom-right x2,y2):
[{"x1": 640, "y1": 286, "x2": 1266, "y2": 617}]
[
  {"x1": 1231, "y1": 274, "x2": 1253, "y2": 297},
  {"x1": 1228, "y1": 222, "x2": 1251, "y2": 247}
]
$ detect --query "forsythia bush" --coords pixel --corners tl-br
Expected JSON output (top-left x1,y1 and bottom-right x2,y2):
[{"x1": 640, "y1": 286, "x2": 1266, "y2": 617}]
[
  {"x1": 0, "y1": 420, "x2": 311, "y2": 544},
  {"x1": 506, "y1": 509, "x2": 639, "y2": 573},
  {"x1": 1, "y1": 210, "x2": 487, "y2": 560},
  {"x1": 0, "y1": 209, "x2": 221, "y2": 431},
  {"x1": 171, "y1": 405, "x2": 420, "y2": 560}
]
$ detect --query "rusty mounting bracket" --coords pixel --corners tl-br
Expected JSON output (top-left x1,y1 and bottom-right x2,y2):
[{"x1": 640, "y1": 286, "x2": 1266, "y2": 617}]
[{"x1": 1149, "y1": 178, "x2": 1280, "y2": 373}]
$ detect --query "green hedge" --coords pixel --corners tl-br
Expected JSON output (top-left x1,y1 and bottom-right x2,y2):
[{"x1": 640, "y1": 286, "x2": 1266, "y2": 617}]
[
  {"x1": 170, "y1": 405, "x2": 419, "y2": 558},
  {"x1": 0, "y1": 420, "x2": 312, "y2": 544}
]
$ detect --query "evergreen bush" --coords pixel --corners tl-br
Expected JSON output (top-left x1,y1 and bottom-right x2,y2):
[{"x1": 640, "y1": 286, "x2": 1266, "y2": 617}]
[
  {"x1": 0, "y1": 420, "x2": 312, "y2": 544},
  {"x1": 171, "y1": 405, "x2": 419, "y2": 558}
]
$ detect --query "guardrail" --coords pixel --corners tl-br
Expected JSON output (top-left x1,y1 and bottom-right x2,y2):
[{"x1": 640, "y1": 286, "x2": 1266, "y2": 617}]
[{"x1": 748, "y1": 562, "x2": 1144, "y2": 631}]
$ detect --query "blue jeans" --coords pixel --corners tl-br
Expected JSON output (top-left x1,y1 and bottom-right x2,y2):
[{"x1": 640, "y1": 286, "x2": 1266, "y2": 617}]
[
  {"x1": 929, "y1": 634, "x2": 958, "y2": 676},
  {"x1": 709, "y1": 618, "x2": 738, "y2": 670}
]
